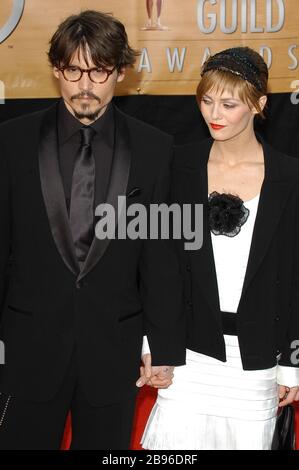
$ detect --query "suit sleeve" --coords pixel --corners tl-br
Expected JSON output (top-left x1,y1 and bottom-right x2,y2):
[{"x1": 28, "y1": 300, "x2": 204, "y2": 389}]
[
  {"x1": 0, "y1": 138, "x2": 11, "y2": 317},
  {"x1": 139, "y1": 135, "x2": 186, "y2": 366}
]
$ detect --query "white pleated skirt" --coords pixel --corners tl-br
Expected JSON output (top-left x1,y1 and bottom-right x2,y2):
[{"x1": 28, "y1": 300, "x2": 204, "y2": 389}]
[{"x1": 141, "y1": 335, "x2": 279, "y2": 450}]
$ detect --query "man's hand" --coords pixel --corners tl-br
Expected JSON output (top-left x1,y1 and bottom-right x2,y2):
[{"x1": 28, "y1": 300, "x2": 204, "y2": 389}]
[
  {"x1": 136, "y1": 353, "x2": 152, "y2": 388},
  {"x1": 148, "y1": 364, "x2": 175, "y2": 388},
  {"x1": 136, "y1": 353, "x2": 174, "y2": 388},
  {"x1": 278, "y1": 385, "x2": 299, "y2": 407}
]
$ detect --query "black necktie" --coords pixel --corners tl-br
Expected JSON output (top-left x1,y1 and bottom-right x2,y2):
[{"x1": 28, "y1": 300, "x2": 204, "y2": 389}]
[{"x1": 70, "y1": 126, "x2": 96, "y2": 265}]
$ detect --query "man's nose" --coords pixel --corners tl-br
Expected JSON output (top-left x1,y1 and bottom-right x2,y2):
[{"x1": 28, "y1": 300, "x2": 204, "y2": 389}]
[{"x1": 78, "y1": 71, "x2": 93, "y2": 90}]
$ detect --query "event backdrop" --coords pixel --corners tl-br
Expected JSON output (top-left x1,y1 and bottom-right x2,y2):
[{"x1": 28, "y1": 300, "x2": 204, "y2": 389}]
[{"x1": 0, "y1": 0, "x2": 298, "y2": 98}]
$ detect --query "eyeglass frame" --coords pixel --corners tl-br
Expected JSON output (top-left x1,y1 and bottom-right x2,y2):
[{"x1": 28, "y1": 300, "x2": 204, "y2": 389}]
[{"x1": 58, "y1": 65, "x2": 117, "y2": 84}]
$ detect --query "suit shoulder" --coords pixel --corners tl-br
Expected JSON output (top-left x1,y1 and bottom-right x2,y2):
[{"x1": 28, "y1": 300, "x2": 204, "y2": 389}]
[
  {"x1": 268, "y1": 143, "x2": 299, "y2": 179},
  {"x1": 115, "y1": 107, "x2": 172, "y2": 143},
  {"x1": 282, "y1": 154, "x2": 299, "y2": 184},
  {"x1": 0, "y1": 106, "x2": 52, "y2": 137},
  {"x1": 278, "y1": 151, "x2": 299, "y2": 171},
  {"x1": 173, "y1": 138, "x2": 212, "y2": 168}
]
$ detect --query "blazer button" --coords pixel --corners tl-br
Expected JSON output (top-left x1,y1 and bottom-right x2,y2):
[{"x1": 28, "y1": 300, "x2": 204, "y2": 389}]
[
  {"x1": 276, "y1": 279, "x2": 280, "y2": 285},
  {"x1": 186, "y1": 265, "x2": 191, "y2": 272},
  {"x1": 187, "y1": 301, "x2": 193, "y2": 307},
  {"x1": 275, "y1": 315, "x2": 280, "y2": 321}
]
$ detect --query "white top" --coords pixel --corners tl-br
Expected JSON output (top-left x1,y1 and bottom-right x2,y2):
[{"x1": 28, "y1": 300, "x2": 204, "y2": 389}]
[{"x1": 211, "y1": 193, "x2": 259, "y2": 313}]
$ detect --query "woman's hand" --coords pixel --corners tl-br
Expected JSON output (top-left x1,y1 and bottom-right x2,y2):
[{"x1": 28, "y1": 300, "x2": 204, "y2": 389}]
[
  {"x1": 136, "y1": 353, "x2": 174, "y2": 388},
  {"x1": 146, "y1": 366, "x2": 174, "y2": 389},
  {"x1": 278, "y1": 385, "x2": 299, "y2": 407}
]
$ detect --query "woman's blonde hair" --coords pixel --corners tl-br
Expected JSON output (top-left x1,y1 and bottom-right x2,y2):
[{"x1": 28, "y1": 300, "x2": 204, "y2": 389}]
[{"x1": 197, "y1": 48, "x2": 268, "y2": 118}]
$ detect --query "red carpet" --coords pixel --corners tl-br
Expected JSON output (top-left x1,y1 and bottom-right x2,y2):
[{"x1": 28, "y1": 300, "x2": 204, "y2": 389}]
[{"x1": 61, "y1": 387, "x2": 299, "y2": 450}]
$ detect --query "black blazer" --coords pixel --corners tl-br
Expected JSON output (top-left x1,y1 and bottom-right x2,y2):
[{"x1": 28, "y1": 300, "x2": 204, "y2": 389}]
[
  {"x1": 173, "y1": 136, "x2": 299, "y2": 371},
  {"x1": 0, "y1": 102, "x2": 185, "y2": 405}
]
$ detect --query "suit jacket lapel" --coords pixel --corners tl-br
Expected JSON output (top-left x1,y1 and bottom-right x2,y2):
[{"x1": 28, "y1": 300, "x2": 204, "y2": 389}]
[
  {"x1": 39, "y1": 103, "x2": 80, "y2": 276},
  {"x1": 176, "y1": 139, "x2": 221, "y2": 323},
  {"x1": 77, "y1": 107, "x2": 131, "y2": 282},
  {"x1": 240, "y1": 138, "x2": 292, "y2": 302},
  {"x1": 193, "y1": 140, "x2": 221, "y2": 322},
  {"x1": 192, "y1": 183, "x2": 221, "y2": 323}
]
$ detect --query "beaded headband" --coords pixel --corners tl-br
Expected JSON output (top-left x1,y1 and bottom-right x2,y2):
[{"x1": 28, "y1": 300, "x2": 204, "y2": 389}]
[{"x1": 201, "y1": 47, "x2": 267, "y2": 92}]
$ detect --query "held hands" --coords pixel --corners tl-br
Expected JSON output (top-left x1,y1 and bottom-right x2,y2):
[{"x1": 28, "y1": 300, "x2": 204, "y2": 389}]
[
  {"x1": 278, "y1": 385, "x2": 299, "y2": 407},
  {"x1": 136, "y1": 353, "x2": 174, "y2": 389}
]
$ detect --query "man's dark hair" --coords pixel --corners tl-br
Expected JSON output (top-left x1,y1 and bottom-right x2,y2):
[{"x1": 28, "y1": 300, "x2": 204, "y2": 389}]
[{"x1": 48, "y1": 10, "x2": 139, "y2": 71}]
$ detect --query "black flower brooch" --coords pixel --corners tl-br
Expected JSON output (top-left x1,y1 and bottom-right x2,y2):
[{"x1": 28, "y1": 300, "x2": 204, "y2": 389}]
[{"x1": 208, "y1": 192, "x2": 250, "y2": 237}]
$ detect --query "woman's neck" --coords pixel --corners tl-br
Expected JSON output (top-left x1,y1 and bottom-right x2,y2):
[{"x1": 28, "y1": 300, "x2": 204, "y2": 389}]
[{"x1": 211, "y1": 130, "x2": 263, "y2": 166}]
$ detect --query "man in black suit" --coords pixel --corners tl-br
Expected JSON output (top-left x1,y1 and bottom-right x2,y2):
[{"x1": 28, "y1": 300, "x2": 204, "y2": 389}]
[{"x1": 0, "y1": 10, "x2": 185, "y2": 449}]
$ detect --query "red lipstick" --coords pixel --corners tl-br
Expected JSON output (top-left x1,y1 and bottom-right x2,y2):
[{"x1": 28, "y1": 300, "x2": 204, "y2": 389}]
[{"x1": 210, "y1": 123, "x2": 226, "y2": 130}]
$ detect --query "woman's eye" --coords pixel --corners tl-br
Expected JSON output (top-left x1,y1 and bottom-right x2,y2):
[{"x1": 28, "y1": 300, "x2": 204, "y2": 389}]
[
  {"x1": 223, "y1": 104, "x2": 235, "y2": 109},
  {"x1": 202, "y1": 99, "x2": 211, "y2": 105}
]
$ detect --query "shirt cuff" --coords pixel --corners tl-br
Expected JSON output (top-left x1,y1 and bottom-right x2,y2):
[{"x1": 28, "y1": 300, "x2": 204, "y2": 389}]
[
  {"x1": 277, "y1": 365, "x2": 299, "y2": 387},
  {"x1": 141, "y1": 335, "x2": 151, "y2": 357}
]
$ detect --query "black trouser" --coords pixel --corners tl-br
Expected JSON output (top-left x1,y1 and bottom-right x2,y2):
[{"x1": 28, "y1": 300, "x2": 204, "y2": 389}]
[{"x1": 0, "y1": 351, "x2": 137, "y2": 450}]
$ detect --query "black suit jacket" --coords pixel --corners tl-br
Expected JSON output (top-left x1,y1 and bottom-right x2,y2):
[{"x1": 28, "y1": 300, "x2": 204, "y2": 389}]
[
  {"x1": 173, "y1": 136, "x2": 299, "y2": 371},
  {"x1": 0, "y1": 102, "x2": 185, "y2": 405}
]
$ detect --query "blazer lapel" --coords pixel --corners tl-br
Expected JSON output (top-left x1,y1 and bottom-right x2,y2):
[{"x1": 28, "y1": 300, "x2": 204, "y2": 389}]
[
  {"x1": 240, "y1": 138, "x2": 292, "y2": 301},
  {"x1": 176, "y1": 139, "x2": 221, "y2": 323},
  {"x1": 39, "y1": 103, "x2": 79, "y2": 276},
  {"x1": 192, "y1": 140, "x2": 221, "y2": 322},
  {"x1": 77, "y1": 108, "x2": 131, "y2": 282}
]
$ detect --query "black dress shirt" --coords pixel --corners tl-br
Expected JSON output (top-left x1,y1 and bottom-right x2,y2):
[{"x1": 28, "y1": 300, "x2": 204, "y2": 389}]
[{"x1": 57, "y1": 100, "x2": 115, "y2": 215}]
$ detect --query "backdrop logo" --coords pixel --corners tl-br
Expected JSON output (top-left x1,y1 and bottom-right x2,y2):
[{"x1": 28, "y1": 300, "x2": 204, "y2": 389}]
[
  {"x1": 0, "y1": 0, "x2": 25, "y2": 44},
  {"x1": 141, "y1": 0, "x2": 169, "y2": 30}
]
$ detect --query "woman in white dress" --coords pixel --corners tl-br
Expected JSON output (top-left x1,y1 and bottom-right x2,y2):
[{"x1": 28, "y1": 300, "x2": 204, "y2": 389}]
[{"x1": 140, "y1": 47, "x2": 299, "y2": 450}]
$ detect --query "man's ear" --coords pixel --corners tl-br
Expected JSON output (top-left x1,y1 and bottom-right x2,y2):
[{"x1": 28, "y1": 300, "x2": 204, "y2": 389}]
[
  {"x1": 53, "y1": 67, "x2": 60, "y2": 79},
  {"x1": 117, "y1": 67, "x2": 126, "y2": 83}
]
